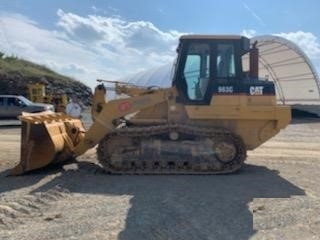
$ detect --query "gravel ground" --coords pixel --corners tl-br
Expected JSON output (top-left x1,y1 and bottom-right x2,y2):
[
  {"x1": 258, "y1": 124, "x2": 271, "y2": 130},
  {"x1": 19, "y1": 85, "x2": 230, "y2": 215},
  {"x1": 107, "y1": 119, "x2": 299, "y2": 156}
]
[{"x1": 0, "y1": 118, "x2": 320, "y2": 240}]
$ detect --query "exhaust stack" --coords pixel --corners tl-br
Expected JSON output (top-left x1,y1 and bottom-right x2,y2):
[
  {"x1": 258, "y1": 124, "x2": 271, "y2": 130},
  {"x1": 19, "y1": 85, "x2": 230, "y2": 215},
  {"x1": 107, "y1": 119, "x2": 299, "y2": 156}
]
[{"x1": 250, "y1": 41, "x2": 259, "y2": 79}]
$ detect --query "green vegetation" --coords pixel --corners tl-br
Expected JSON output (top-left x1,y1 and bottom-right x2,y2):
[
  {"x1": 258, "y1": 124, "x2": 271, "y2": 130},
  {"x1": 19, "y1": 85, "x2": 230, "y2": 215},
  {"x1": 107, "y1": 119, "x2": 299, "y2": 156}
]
[
  {"x1": 0, "y1": 52, "x2": 92, "y2": 105},
  {"x1": 0, "y1": 53, "x2": 75, "y2": 84}
]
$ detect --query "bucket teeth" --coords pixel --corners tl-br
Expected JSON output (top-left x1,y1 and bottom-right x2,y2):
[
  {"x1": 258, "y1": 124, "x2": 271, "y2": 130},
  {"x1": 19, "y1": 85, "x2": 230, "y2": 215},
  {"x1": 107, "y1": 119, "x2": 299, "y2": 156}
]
[{"x1": 19, "y1": 111, "x2": 73, "y2": 123}]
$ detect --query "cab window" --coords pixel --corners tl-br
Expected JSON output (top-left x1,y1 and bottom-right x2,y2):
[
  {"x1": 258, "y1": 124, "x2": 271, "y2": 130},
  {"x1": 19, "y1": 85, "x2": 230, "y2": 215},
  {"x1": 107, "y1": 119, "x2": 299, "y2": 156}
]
[
  {"x1": 216, "y1": 44, "x2": 235, "y2": 78},
  {"x1": 183, "y1": 43, "x2": 210, "y2": 100}
]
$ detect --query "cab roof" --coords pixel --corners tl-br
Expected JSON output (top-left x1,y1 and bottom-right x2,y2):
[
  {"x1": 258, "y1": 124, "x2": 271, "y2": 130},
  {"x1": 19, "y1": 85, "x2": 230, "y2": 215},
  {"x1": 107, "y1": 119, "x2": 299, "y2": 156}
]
[{"x1": 180, "y1": 35, "x2": 245, "y2": 40}]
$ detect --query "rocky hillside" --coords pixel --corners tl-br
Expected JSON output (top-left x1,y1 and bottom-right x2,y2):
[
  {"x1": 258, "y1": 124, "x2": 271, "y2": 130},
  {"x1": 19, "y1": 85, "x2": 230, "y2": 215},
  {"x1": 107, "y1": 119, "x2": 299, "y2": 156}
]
[{"x1": 0, "y1": 54, "x2": 92, "y2": 105}]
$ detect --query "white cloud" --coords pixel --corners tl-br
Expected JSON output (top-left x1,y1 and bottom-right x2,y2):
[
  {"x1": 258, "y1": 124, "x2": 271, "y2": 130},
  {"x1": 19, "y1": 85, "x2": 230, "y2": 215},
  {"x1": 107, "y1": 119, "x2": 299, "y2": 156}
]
[
  {"x1": 276, "y1": 31, "x2": 320, "y2": 59},
  {"x1": 56, "y1": 9, "x2": 181, "y2": 54},
  {"x1": 0, "y1": 11, "x2": 185, "y2": 89},
  {"x1": 57, "y1": 9, "x2": 105, "y2": 43},
  {"x1": 241, "y1": 29, "x2": 257, "y2": 38}
]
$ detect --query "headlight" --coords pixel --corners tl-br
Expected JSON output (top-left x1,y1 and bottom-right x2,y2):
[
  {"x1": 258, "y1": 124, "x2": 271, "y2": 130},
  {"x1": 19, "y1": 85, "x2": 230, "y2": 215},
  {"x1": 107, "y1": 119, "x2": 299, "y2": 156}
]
[{"x1": 45, "y1": 105, "x2": 55, "y2": 111}]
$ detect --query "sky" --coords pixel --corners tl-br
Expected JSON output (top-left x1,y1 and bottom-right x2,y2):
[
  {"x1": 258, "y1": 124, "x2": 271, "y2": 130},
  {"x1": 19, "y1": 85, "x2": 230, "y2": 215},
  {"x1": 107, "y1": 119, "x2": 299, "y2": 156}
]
[{"x1": 0, "y1": 0, "x2": 319, "y2": 90}]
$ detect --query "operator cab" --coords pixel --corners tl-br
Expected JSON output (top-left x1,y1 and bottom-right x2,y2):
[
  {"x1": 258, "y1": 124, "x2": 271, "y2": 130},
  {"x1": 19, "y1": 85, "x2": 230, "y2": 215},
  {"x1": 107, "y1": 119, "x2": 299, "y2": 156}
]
[{"x1": 173, "y1": 35, "x2": 275, "y2": 105}]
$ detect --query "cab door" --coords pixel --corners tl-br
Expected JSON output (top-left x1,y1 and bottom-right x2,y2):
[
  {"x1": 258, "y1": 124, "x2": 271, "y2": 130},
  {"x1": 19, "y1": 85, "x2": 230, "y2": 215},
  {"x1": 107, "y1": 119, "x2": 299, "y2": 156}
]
[
  {"x1": 174, "y1": 41, "x2": 212, "y2": 105},
  {"x1": 7, "y1": 97, "x2": 24, "y2": 118}
]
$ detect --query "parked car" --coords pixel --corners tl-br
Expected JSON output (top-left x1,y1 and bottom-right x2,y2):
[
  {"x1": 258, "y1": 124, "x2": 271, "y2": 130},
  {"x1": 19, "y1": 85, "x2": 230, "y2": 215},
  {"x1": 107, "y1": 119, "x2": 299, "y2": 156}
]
[{"x1": 0, "y1": 95, "x2": 55, "y2": 118}]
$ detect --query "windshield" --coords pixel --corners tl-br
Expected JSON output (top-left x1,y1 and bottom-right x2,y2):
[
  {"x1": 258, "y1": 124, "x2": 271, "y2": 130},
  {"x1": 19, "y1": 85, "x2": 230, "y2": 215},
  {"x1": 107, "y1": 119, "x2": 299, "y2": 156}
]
[{"x1": 18, "y1": 96, "x2": 33, "y2": 105}]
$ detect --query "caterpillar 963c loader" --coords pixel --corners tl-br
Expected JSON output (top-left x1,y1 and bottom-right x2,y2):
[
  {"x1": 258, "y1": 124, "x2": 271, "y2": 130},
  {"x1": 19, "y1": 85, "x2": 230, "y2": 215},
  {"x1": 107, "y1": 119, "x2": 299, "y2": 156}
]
[{"x1": 12, "y1": 35, "x2": 291, "y2": 175}]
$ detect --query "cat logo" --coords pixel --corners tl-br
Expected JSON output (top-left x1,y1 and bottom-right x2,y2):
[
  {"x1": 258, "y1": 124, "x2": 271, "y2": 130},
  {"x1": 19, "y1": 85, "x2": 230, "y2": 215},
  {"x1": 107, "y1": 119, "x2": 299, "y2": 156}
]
[{"x1": 250, "y1": 86, "x2": 264, "y2": 95}]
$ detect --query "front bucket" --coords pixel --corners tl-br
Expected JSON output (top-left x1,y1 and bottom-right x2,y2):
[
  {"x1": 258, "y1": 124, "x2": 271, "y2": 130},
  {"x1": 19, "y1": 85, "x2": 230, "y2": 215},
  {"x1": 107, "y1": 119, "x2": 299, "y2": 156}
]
[{"x1": 11, "y1": 111, "x2": 85, "y2": 175}]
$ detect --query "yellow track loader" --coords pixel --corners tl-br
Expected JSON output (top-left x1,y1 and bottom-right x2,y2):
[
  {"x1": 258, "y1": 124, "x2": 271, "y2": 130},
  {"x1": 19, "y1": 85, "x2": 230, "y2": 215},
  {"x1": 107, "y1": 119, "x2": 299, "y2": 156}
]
[{"x1": 12, "y1": 35, "x2": 291, "y2": 175}]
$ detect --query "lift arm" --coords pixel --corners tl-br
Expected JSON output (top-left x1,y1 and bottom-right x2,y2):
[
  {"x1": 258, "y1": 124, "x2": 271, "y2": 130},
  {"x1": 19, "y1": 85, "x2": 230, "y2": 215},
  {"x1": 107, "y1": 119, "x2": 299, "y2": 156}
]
[{"x1": 74, "y1": 84, "x2": 176, "y2": 156}]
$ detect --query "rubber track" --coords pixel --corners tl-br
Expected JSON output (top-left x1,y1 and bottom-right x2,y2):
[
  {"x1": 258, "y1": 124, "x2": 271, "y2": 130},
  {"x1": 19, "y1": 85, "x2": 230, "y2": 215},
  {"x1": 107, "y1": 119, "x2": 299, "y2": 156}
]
[{"x1": 97, "y1": 124, "x2": 247, "y2": 174}]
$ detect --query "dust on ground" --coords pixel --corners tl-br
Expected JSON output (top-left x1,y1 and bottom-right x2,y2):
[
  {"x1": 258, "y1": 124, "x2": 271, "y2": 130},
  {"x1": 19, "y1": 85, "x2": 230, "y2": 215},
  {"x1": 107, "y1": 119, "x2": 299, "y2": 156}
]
[{"x1": 0, "y1": 118, "x2": 320, "y2": 240}]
